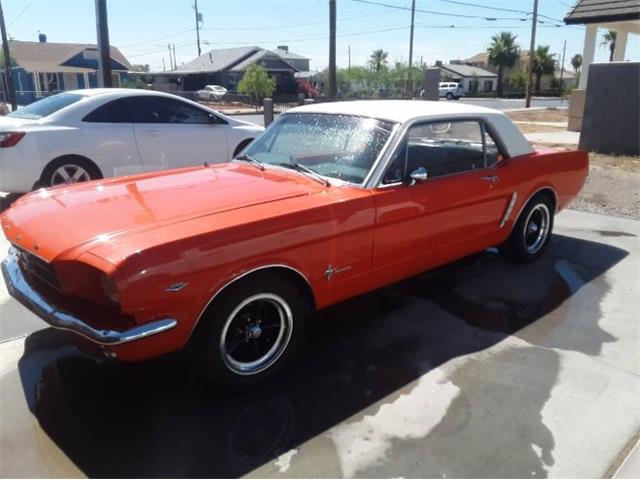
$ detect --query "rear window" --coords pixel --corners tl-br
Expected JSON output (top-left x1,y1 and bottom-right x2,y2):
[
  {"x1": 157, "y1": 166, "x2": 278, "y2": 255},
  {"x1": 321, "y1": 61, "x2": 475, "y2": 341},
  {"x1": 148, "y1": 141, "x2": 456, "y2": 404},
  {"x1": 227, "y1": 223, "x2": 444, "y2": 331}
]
[{"x1": 8, "y1": 92, "x2": 85, "y2": 120}]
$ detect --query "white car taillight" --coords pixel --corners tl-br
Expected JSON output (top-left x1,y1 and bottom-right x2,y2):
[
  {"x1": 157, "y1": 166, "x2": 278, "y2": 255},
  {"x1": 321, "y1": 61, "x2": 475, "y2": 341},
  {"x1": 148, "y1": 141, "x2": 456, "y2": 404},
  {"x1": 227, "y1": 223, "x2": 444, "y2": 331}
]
[{"x1": 0, "y1": 131, "x2": 25, "y2": 148}]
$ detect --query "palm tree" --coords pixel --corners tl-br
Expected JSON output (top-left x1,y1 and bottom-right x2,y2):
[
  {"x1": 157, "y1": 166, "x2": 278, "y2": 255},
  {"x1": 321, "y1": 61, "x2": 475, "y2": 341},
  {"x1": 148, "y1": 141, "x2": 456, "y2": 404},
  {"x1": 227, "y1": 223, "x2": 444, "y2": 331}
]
[
  {"x1": 570, "y1": 53, "x2": 582, "y2": 72},
  {"x1": 487, "y1": 31, "x2": 520, "y2": 97},
  {"x1": 532, "y1": 45, "x2": 556, "y2": 93},
  {"x1": 600, "y1": 30, "x2": 617, "y2": 61},
  {"x1": 369, "y1": 49, "x2": 389, "y2": 73}
]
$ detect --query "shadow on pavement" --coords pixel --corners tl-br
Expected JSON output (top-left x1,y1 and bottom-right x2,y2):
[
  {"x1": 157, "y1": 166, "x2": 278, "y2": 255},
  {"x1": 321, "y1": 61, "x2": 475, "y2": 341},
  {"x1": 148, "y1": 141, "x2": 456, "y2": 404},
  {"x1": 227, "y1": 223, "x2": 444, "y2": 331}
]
[{"x1": 16, "y1": 234, "x2": 628, "y2": 478}]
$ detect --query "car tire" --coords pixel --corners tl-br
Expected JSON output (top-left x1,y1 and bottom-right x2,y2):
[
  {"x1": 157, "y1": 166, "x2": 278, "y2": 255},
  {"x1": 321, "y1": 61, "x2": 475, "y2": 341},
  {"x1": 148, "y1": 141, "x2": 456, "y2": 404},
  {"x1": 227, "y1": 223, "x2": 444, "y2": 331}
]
[
  {"x1": 233, "y1": 138, "x2": 254, "y2": 158},
  {"x1": 189, "y1": 272, "x2": 310, "y2": 389},
  {"x1": 41, "y1": 155, "x2": 102, "y2": 188},
  {"x1": 446, "y1": 92, "x2": 454, "y2": 100},
  {"x1": 499, "y1": 193, "x2": 554, "y2": 263}
]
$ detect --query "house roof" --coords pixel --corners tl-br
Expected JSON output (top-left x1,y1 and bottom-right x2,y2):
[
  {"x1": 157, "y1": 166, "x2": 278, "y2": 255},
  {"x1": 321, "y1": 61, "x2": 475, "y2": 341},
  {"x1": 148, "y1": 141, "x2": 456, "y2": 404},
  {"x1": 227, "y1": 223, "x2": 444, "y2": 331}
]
[
  {"x1": 177, "y1": 46, "x2": 308, "y2": 73},
  {"x1": 461, "y1": 52, "x2": 488, "y2": 64},
  {"x1": 564, "y1": 0, "x2": 640, "y2": 24},
  {"x1": 6, "y1": 40, "x2": 131, "y2": 72},
  {"x1": 275, "y1": 48, "x2": 308, "y2": 60},
  {"x1": 441, "y1": 63, "x2": 497, "y2": 78}
]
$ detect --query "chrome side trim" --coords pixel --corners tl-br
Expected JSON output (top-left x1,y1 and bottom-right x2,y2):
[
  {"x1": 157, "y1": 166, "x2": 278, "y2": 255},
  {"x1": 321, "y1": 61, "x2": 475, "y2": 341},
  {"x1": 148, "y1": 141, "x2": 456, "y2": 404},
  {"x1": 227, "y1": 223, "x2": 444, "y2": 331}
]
[
  {"x1": 189, "y1": 263, "x2": 314, "y2": 341},
  {"x1": 507, "y1": 187, "x2": 559, "y2": 235},
  {"x1": 1, "y1": 248, "x2": 177, "y2": 346},
  {"x1": 499, "y1": 192, "x2": 518, "y2": 228}
]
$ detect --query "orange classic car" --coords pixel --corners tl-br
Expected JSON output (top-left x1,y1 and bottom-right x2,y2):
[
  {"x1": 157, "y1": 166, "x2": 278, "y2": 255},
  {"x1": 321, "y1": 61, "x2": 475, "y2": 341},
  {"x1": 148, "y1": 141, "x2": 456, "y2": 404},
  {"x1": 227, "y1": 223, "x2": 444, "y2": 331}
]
[{"x1": 1, "y1": 100, "x2": 588, "y2": 387}]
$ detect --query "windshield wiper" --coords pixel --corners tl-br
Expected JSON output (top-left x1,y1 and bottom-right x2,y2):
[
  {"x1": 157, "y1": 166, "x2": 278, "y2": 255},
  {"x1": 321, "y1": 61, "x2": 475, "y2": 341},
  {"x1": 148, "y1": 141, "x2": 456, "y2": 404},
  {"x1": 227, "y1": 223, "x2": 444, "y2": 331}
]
[
  {"x1": 290, "y1": 162, "x2": 331, "y2": 187},
  {"x1": 235, "y1": 153, "x2": 265, "y2": 171}
]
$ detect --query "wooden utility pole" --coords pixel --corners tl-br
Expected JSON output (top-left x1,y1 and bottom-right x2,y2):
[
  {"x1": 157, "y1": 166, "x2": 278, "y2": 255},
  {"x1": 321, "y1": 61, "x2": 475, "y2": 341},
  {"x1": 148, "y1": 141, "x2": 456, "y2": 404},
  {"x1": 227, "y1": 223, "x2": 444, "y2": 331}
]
[
  {"x1": 559, "y1": 39, "x2": 567, "y2": 93},
  {"x1": 95, "y1": 0, "x2": 112, "y2": 87},
  {"x1": 348, "y1": 45, "x2": 351, "y2": 72},
  {"x1": 328, "y1": 0, "x2": 337, "y2": 99},
  {"x1": 0, "y1": 0, "x2": 16, "y2": 109},
  {"x1": 525, "y1": 0, "x2": 539, "y2": 108},
  {"x1": 168, "y1": 44, "x2": 173, "y2": 69},
  {"x1": 194, "y1": 0, "x2": 201, "y2": 57},
  {"x1": 172, "y1": 43, "x2": 177, "y2": 69},
  {"x1": 408, "y1": 0, "x2": 416, "y2": 95}
]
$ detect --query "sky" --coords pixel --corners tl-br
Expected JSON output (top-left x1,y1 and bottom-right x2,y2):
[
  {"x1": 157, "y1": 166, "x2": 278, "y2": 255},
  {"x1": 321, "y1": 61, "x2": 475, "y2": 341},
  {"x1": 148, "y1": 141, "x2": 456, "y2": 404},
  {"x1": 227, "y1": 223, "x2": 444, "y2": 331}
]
[{"x1": 3, "y1": 0, "x2": 639, "y2": 73}]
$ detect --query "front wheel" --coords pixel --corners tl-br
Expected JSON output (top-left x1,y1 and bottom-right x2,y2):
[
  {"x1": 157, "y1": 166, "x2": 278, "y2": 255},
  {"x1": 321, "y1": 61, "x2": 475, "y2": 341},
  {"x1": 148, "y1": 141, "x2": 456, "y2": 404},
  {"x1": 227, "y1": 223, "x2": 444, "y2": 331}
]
[
  {"x1": 189, "y1": 273, "x2": 309, "y2": 389},
  {"x1": 499, "y1": 193, "x2": 554, "y2": 263},
  {"x1": 446, "y1": 92, "x2": 454, "y2": 100}
]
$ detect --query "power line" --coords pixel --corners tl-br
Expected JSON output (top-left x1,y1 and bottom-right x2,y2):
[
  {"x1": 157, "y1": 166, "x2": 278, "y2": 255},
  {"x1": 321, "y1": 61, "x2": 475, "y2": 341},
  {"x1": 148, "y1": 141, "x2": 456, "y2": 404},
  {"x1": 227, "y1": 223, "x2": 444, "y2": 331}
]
[
  {"x1": 7, "y1": 0, "x2": 33, "y2": 27},
  {"x1": 346, "y1": 0, "x2": 529, "y2": 21},
  {"x1": 120, "y1": 28, "x2": 195, "y2": 48},
  {"x1": 429, "y1": 0, "x2": 530, "y2": 15}
]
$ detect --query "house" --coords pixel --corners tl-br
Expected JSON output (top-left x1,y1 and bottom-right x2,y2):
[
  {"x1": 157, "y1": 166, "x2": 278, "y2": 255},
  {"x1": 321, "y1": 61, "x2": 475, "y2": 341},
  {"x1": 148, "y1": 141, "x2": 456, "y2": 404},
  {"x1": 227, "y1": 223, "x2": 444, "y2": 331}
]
[
  {"x1": 1, "y1": 35, "x2": 132, "y2": 105},
  {"x1": 439, "y1": 63, "x2": 497, "y2": 94},
  {"x1": 147, "y1": 46, "x2": 310, "y2": 96}
]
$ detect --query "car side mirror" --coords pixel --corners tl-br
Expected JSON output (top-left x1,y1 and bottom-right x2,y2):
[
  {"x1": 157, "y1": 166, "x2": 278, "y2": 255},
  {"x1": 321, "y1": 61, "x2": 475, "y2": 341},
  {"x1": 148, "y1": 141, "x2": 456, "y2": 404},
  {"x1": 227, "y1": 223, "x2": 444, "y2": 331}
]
[
  {"x1": 409, "y1": 167, "x2": 428, "y2": 185},
  {"x1": 208, "y1": 113, "x2": 218, "y2": 124}
]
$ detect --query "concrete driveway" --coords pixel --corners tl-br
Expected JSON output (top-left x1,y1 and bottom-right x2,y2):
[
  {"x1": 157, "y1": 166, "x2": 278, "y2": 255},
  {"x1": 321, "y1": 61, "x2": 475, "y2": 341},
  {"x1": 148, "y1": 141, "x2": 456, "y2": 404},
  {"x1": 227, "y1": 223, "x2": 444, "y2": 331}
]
[{"x1": 0, "y1": 209, "x2": 638, "y2": 478}]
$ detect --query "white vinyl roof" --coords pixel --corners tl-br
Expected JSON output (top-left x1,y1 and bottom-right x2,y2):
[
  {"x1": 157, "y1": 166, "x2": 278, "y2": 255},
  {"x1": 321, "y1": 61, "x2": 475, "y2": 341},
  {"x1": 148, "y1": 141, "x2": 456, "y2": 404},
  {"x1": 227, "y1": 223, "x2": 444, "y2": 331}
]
[{"x1": 289, "y1": 100, "x2": 535, "y2": 158}]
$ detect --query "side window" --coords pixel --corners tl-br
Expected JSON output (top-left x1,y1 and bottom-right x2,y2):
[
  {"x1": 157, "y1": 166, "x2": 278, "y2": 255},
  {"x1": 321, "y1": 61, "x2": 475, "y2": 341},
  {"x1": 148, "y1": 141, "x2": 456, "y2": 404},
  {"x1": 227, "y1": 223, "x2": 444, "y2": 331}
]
[
  {"x1": 83, "y1": 98, "x2": 134, "y2": 123},
  {"x1": 381, "y1": 141, "x2": 406, "y2": 185},
  {"x1": 132, "y1": 97, "x2": 213, "y2": 124},
  {"x1": 406, "y1": 120, "x2": 484, "y2": 178}
]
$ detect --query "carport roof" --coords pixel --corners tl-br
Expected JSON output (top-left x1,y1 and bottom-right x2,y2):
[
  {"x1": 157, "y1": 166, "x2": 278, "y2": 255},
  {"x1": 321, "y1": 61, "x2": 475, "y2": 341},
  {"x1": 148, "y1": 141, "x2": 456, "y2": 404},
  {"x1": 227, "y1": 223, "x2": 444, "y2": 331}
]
[{"x1": 564, "y1": 0, "x2": 640, "y2": 25}]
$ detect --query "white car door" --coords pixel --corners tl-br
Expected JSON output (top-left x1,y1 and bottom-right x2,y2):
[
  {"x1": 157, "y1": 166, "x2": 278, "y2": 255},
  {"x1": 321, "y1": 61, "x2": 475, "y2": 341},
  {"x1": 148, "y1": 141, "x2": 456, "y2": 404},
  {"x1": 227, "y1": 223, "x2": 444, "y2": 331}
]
[{"x1": 131, "y1": 96, "x2": 229, "y2": 172}]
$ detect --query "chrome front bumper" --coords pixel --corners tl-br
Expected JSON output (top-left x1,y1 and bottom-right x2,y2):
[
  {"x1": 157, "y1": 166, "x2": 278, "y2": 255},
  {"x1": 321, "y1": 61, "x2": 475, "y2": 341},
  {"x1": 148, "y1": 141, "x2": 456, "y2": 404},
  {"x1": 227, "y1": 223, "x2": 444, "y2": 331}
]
[{"x1": 1, "y1": 248, "x2": 177, "y2": 345}]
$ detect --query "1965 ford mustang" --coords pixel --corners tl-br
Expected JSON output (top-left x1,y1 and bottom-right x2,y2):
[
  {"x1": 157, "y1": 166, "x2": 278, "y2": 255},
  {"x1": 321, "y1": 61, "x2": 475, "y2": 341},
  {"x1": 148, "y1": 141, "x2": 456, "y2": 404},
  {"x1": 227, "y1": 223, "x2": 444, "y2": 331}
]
[{"x1": 1, "y1": 100, "x2": 588, "y2": 387}]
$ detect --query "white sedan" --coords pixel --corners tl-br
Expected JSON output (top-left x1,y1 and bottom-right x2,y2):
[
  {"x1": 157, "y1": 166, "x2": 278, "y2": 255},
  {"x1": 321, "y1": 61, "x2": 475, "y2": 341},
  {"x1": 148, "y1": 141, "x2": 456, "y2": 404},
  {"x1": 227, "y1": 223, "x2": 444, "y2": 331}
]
[
  {"x1": 0, "y1": 88, "x2": 262, "y2": 193},
  {"x1": 196, "y1": 85, "x2": 228, "y2": 101}
]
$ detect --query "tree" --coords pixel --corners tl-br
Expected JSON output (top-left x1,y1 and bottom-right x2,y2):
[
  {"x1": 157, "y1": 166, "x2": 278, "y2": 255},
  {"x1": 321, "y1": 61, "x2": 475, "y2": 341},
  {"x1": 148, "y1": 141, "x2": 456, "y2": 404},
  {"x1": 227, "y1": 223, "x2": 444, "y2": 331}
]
[
  {"x1": 237, "y1": 63, "x2": 276, "y2": 107},
  {"x1": 130, "y1": 64, "x2": 150, "y2": 72},
  {"x1": 508, "y1": 68, "x2": 528, "y2": 93},
  {"x1": 368, "y1": 49, "x2": 389, "y2": 73},
  {"x1": 570, "y1": 53, "x2": 582, "y2": 72},
  {"x1": 487, "y1": 31, "x2": 520, "y2": 97},
  {"x1": 600, "y1": 30, "x2": 617, "y2": 62},
  {"x1": 531, "y1": 45, "x2": 555, "y2": 93}
]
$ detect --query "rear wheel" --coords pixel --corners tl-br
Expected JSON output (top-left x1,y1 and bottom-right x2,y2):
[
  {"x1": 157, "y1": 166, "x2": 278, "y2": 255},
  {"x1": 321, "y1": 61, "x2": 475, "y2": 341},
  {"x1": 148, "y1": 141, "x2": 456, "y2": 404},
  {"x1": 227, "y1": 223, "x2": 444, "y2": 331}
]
[
  {"x1": 233, "y1": 138, "x2": 254, "y2": 158},
  {"x1": 189, "y1": 273, "x2": 309, "y2": 389},
  {"x1": 41, "y1": 156, "x2": 102, "y2": 188},
  {"x1": 499, "y1": 193, "x2": 554, "y2": 263}
]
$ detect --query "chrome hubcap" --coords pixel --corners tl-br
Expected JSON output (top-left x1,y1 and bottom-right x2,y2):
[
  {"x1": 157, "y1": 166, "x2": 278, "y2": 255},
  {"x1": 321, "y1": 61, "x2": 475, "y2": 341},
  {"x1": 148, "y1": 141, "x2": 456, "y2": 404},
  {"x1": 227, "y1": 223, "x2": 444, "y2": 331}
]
[
  {"x1": 524, "y1": 203, "x2": 550, "y2": 254},
  {"x1": 220, "y1": 293, "x2": 293, "y2": 375},
  {"x1": 51, "y1": 164, "x2": 91, "y2": 186}
]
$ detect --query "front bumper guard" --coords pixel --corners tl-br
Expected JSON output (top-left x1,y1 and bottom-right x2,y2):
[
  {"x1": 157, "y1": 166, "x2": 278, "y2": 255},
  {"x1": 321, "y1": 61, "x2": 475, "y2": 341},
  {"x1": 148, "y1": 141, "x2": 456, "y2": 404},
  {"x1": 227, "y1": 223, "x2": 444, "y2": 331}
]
[{"x1": 1, "y1": 248, "x2": 177, "y2": 345}]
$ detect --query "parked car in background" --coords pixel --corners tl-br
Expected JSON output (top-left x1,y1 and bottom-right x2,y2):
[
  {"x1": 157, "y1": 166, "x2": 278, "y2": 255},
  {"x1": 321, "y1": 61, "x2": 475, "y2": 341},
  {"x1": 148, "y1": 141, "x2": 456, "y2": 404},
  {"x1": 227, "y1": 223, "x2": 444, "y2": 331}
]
[
  {"x1": 439, "y1": 82, "x2": 464, "y2": 100},
  {"x1": 0, "y1": 89, "x2": 262, "y2": 193},
  {"x1": 196, "y1": 85, "x2": 228, "y2": 101},
  {"x1": 1, "y1": 100, "x2": 588, "y2": 388}
]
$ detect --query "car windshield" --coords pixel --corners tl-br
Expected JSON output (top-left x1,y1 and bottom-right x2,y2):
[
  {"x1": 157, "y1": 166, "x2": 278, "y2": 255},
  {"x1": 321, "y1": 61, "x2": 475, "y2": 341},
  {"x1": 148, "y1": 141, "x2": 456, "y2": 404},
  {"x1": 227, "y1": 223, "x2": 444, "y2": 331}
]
[
  {"x1": 8, "y1": 92, "x2": 85, "y2": 120},
  {"x1": 242, "y1": 112, "x2": 394, "y2": 185}
]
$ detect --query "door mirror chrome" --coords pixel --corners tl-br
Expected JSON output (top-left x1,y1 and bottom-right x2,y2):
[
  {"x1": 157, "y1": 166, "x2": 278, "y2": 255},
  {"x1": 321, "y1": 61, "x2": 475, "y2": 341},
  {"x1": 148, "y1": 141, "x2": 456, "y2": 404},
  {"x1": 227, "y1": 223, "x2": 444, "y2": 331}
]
[{"x1": 409, "y1": 167, "x2": 428, "y2": 185}]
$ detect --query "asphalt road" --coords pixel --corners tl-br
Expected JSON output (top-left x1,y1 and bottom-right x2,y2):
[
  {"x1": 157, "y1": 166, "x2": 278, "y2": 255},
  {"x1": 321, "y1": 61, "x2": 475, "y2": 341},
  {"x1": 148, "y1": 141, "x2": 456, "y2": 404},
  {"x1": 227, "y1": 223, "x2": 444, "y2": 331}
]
[
  {"x1": 1, "y1": 209, "x2": 639, "y2": 478},
  {"x1": 233, "y1": 97, "x2": 568, "y2": 126}
]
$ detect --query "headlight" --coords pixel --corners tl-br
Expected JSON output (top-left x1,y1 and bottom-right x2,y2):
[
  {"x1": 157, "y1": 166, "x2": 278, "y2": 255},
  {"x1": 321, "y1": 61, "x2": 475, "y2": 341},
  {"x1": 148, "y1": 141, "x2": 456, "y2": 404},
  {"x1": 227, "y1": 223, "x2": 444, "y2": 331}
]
[{"x1": 100, "y1": 274, "x2": 120, "y2": 306}]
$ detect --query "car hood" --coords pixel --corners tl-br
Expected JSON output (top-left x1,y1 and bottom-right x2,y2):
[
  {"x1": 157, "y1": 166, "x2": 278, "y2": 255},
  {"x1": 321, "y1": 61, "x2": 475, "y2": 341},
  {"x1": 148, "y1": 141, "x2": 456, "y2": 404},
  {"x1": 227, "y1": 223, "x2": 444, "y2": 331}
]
[{"x1": 1, "y1": 163, "x2": 321, "y2": 263}]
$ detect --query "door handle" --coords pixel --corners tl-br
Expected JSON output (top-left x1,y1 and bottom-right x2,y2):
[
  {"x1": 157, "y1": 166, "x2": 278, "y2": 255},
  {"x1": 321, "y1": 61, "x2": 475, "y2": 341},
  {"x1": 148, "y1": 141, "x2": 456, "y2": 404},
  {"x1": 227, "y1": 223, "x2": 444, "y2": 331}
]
[
  {"x1": 144, "y1": 129, "x2": 160, "y2": 136},
  {"x1": 481, "y1": 175, "x2": 499, "y2": 183}
]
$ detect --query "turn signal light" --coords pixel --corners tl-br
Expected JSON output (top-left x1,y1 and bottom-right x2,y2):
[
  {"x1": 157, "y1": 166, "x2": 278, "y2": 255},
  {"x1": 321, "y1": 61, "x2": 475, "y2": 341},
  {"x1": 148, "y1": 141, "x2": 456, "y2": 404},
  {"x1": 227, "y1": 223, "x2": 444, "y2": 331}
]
[{"x1": 0, "y1": 131, "x2": 25, "y2": 148}]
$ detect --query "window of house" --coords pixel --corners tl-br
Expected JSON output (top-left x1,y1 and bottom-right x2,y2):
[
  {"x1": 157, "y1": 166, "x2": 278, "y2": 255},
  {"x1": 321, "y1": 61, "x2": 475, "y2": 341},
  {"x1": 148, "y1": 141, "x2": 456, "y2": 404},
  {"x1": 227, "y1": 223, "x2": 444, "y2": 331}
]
[
  {"x1": 484, "y1": 80, "x2": 494, "y2": 91},
  {"x1": 468, "y1": 80, "x2": 479, "y2": 93}
]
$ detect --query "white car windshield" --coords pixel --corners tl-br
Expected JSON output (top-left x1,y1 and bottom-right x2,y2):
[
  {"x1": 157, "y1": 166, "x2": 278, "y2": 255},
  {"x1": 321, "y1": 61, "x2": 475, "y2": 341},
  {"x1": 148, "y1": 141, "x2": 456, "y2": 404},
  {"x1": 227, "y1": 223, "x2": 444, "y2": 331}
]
[
  {"x1": 8, "y1": 92, "x2": 85, "y2": 120},
  {"x1": 241, "y1": 113, "x2": 394, "y2": 185}
]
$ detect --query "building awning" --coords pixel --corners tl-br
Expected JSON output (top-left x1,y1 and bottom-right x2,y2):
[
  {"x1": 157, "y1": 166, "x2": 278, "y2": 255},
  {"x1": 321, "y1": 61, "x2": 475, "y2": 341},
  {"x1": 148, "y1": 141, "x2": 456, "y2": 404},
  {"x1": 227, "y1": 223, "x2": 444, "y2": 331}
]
[{"x1": 564, "y1": 0, "x2": 640, "y2": 25}]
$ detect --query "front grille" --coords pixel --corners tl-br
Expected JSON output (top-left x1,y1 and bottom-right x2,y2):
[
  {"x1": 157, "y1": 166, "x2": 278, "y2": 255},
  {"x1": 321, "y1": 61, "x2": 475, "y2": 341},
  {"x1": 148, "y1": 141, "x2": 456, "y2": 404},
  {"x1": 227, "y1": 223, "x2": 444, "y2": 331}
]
[{"x1": 14, "y1": 246, "x2": 61, "y2": 291}]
